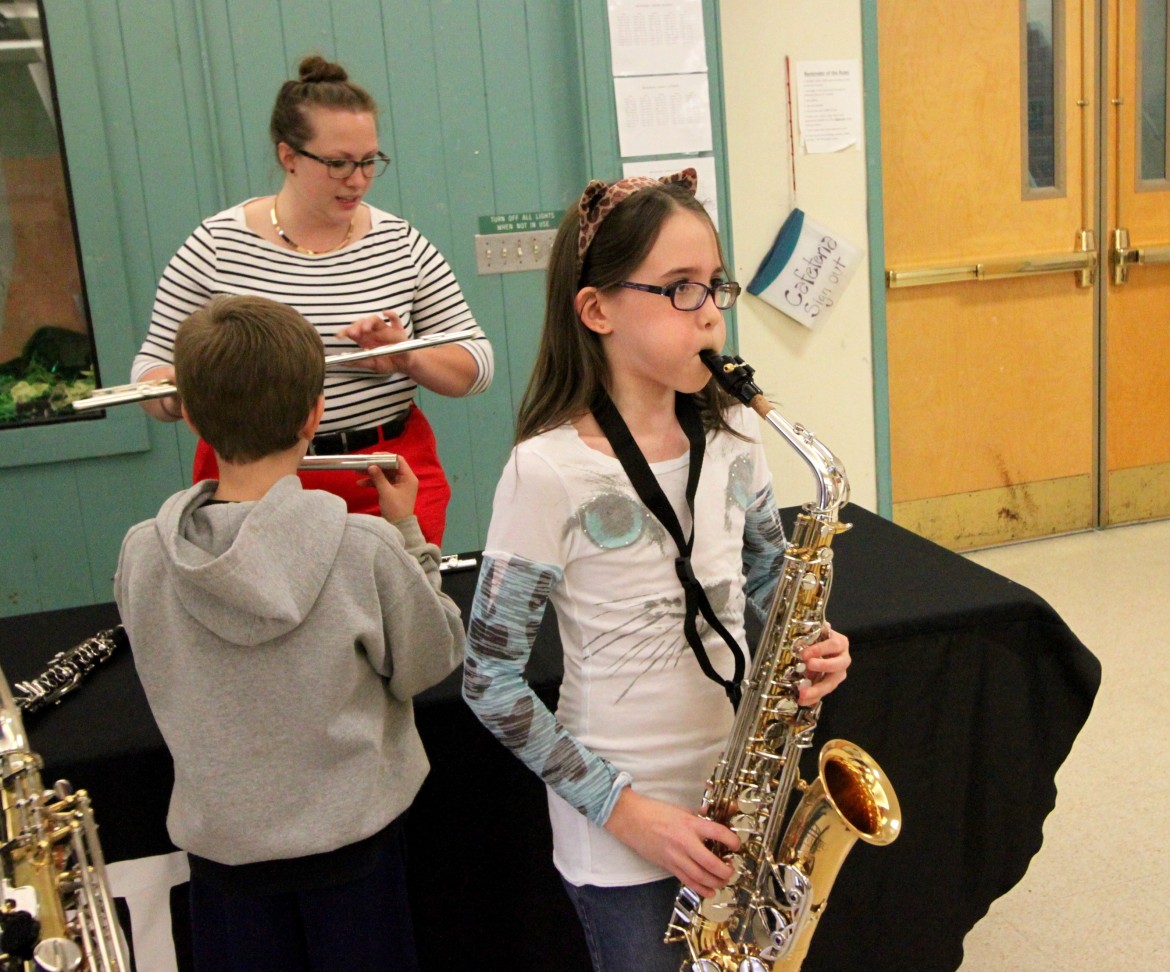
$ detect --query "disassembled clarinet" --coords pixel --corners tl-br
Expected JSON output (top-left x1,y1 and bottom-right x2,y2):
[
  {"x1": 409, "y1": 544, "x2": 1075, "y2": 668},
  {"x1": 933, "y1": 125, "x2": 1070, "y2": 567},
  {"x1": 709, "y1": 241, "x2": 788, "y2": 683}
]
[{"x1": 12, "y1": 628, "x2": 126, "y2": 717}]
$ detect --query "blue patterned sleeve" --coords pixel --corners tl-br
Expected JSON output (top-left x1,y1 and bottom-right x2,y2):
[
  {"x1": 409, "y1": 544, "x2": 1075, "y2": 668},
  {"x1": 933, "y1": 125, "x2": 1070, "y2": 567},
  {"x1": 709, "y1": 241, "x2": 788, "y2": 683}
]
[
  {"x1": 462, "y1": 552, "x2": 631, "y2": 825},
  {"x1": 742, "y1": 482, "x2": 787, "y2": 616}
]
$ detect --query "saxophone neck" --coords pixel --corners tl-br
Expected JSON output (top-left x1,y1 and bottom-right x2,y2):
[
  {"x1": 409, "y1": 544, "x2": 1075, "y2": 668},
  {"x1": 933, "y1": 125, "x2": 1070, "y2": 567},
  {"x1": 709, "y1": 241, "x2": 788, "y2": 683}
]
[
  {"x1": 700, "y1": 350, "x2": 850, "y2": 514},
  {"x1": 760, "y1": 407, "x2": 850, "y2": 514}
]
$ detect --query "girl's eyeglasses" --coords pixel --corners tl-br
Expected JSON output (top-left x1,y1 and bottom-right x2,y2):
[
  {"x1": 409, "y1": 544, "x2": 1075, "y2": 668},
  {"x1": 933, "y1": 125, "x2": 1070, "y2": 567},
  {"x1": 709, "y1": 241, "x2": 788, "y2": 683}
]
[
  {"x1": 617, "y1": 279, "x2": 741, "y2": 311},
  {"x1": 295, "y1": 148, "x2": 392, "y2": 180}
]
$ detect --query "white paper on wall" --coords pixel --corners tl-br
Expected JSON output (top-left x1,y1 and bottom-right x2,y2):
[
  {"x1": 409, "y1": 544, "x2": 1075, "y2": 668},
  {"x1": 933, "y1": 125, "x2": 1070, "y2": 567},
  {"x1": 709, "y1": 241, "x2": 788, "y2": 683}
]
[
  {"x1": 614, "y1": 73, "x2": 713, "y2": 158},
  {"x1": 607, "y1": 0, "x2": 707, "y2": 76},
  {"x1": 795, "y1": 59, "x2": 863, "y2": 154}
]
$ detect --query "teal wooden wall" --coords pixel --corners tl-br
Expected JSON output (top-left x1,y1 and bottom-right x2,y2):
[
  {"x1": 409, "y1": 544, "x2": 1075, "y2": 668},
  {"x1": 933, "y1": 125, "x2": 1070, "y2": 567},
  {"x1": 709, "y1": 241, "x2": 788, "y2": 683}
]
[{"x1": 0, "y1": 0, "x2": 731, "y2": 618}]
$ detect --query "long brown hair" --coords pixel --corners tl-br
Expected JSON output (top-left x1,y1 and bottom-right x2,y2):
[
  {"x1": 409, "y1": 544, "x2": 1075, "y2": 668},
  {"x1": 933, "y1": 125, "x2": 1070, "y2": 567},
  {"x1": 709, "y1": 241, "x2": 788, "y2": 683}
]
[{"x1": 515, "y1": 180, "x2": 738, "y2": 443}]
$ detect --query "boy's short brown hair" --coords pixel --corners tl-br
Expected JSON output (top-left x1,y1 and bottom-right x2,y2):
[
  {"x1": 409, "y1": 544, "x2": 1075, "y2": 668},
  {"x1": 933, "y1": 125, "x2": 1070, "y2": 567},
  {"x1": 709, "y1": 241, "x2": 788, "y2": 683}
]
[{"x1": 174, "y1": 295, "x2": 324, "y2": 462}]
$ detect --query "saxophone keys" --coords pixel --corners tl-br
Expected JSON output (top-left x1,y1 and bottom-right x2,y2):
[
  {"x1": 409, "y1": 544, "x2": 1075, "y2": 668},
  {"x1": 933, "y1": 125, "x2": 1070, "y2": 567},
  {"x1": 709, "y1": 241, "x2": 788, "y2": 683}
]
[
  {"x1": 734, "y1": 787, "x2": 762, "y2": 815},
  {"x1": 700, "y1": 880, "x2": 740, "y2": 922},
  {"x1": 32, "y1": 937, "x2": 83, "y2": 972},
  {"x1": 776, "y1": 698, "x2": 799, "y2": 717},
  {"x1": 671, "y1": 885, "x2": 703, "y2": 925}
]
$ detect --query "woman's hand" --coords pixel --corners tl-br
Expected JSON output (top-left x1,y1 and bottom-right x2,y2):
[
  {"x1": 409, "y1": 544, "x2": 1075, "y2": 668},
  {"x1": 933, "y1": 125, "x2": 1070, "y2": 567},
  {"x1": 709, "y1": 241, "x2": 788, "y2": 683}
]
[
  {"x1": 603, "y1": 788, "x2": 740, "y2": 898},
  {"x1": 364, "y1": 454, "x2": 420, "y2": 523},
  {"x1": 337, "y1": 310, "x2": 481, "y2": 396},
  {"x1": 798, "y1": 621, "x2": 851, "y2": 705},
  {"x1": 137, "y1": 365, "x2": 183, "y2": 423},
  {"x1": 337, "y1": 311, "x2": 414, "y2": 376}
]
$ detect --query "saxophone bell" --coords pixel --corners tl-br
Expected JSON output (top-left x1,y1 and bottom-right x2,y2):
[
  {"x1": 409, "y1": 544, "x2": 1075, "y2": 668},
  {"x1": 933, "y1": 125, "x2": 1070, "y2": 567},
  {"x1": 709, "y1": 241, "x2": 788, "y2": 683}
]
[{"x1": 766, "y1": 740, "x2": 901, "y2": 971}]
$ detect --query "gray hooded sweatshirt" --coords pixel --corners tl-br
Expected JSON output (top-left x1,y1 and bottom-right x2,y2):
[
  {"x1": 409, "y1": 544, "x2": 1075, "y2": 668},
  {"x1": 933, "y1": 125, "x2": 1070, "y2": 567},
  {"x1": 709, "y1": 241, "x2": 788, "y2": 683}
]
[{"x1": 114, "y1": 475, "x2": 465, "y2": 866}]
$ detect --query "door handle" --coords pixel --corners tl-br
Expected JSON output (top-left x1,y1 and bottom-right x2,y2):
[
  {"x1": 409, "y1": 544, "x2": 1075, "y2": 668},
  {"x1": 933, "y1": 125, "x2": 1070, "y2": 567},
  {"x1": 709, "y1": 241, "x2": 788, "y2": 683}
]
[
  {"x1": 886, "y1": 248, "x2": 1097, "y2": 289},
  {"x1": 1110, "y1": 227, "x2": 1170, "y2": 284}
]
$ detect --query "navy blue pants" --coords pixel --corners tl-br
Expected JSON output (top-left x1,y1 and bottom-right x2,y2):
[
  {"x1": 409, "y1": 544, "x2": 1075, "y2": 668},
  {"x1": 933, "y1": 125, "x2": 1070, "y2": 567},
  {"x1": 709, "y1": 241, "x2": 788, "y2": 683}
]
[{"x1": 189, "y1": 830, "x2": 419, "y2": 972}]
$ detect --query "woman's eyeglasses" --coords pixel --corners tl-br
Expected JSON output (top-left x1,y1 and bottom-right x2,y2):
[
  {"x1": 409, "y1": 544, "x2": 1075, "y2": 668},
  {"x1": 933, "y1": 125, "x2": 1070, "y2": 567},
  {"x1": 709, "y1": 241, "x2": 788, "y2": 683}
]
[
  {"x1": 617, "y1": 279, "x2": 741, "y2": 311},
  {"x1": 295, "y1": 148, "x2": 392, "y2": 180}
]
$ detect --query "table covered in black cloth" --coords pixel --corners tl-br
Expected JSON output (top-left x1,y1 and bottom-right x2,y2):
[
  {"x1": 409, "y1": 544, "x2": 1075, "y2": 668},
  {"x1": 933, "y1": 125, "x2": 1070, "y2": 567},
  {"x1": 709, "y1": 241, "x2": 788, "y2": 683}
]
[{"x1": 0, "y1": 504, "x2": 1099, "y2": 971}]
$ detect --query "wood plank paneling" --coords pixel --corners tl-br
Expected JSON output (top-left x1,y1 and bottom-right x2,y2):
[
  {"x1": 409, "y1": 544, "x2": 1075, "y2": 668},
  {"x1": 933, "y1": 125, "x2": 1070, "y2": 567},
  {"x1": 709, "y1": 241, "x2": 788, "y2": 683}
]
[
  {"x1": 1, "y1": 0, "x2": 729, "y2": 615},
  {"x1": 488, "y1": 2, "x2": 589, "y2": 411},
  {"x1": 0, "y1": 467, "x2": 92, "y2": 614},
  {"x1": 198, "y1": 0, "x2": 282, "y2": 205}
]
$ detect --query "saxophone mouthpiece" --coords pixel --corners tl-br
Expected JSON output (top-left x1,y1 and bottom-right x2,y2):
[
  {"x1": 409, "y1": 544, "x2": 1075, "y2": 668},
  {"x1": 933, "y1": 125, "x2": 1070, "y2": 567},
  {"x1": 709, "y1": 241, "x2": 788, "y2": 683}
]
[{"x1": 700, "y1": 350, "x2": 765, "y2": 408}]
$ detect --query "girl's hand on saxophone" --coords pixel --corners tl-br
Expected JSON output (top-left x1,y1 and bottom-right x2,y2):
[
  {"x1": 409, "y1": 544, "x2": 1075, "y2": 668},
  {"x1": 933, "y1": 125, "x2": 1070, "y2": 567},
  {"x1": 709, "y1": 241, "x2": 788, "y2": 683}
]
[
  {"x1": 604, "y1": 788, "x2": 741, "y2": 898},
  {"x1": 798, "y1": 621, "x2": 851, "y2": 705}
]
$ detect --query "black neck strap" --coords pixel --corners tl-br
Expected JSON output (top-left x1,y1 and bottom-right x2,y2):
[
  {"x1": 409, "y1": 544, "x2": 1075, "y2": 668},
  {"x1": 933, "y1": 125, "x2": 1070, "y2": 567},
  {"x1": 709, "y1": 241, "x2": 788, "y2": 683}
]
[{"x1": 591, "y1": 390, "x2": 745, "y2": 709}]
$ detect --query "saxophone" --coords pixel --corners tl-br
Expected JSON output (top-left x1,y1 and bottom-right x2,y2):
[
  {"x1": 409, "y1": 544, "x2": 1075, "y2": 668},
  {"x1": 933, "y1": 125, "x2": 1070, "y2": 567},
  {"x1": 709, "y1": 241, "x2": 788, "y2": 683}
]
[
  {"x1": 0, "y1": 666, "x2": 130, "y2": 971},
  {"x1": 664, "y1": 352, "x2": 901, "y2": 972}
]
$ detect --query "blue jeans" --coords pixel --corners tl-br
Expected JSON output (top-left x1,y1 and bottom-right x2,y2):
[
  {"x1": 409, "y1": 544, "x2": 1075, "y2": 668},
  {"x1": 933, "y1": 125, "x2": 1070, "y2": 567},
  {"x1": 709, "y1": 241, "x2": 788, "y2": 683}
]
[{"x1": 561, "y1": 876, "x2": 687, "y2": 972}]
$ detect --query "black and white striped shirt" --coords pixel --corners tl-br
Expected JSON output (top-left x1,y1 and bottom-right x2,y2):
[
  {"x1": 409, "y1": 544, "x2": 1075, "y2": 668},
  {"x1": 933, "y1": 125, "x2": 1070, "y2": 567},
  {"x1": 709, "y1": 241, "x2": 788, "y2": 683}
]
[{"x1": 134, "y1": 201, "x2": 493, "y2": 433}]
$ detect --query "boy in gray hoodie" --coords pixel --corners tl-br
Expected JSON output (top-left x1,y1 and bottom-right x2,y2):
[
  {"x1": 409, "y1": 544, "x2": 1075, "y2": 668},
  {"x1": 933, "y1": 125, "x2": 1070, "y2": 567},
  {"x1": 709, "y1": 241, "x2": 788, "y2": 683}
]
[{"x1": 114, "y1": 294, "x2": 464, "y2": 972}]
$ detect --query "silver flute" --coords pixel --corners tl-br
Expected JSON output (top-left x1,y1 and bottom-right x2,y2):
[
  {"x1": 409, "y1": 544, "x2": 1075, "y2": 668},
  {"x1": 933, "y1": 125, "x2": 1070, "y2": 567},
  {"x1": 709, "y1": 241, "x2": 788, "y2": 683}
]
[
  {"x1": 297, "y1": 453, "x2": 399, "y2": 472},
  {"x1": 72, "y1": 329, "x2": 480, "y2": 411}
]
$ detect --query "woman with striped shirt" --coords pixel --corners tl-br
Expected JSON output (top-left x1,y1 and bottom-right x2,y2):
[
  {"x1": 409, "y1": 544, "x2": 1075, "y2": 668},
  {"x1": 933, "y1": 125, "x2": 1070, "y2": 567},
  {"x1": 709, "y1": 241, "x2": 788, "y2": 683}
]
[{"x1": 132, "y1": 55, "x2": 492, "y2": 546}]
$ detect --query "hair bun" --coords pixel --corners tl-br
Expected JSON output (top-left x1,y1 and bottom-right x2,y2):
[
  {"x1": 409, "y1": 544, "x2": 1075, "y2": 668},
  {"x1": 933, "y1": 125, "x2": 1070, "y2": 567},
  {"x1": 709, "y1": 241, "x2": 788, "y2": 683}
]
[{"x1": 298, "y1": 55, "x2": 349, "y2": 84}]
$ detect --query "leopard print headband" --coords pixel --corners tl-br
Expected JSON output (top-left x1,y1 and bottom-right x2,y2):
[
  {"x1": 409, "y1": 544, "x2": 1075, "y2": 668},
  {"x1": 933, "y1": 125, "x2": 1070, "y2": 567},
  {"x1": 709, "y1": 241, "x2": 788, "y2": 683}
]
[{"x1": 576, "y1": 168, "x2": 699, "y2": 278}]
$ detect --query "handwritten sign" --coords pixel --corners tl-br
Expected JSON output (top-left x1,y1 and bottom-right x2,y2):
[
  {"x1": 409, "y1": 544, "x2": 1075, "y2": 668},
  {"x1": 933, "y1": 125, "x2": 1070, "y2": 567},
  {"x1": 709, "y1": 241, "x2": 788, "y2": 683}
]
[{"x1": 746, "y1": 208, "x2": 862, "y2": 330}]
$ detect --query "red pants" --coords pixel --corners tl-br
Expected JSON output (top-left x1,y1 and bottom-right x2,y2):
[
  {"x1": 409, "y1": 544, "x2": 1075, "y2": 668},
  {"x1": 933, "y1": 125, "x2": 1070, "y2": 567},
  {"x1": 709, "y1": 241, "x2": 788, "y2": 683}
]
[{"x1": 193, "y1": 405, "x2": 451, "y2": 547}]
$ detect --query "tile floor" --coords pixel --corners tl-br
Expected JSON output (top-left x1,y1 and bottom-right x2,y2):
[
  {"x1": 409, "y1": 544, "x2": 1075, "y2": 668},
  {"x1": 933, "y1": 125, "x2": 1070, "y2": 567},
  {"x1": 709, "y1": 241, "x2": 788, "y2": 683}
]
[{"x1": 956, "y1": 518, "x2": 1170, "y2": 970}]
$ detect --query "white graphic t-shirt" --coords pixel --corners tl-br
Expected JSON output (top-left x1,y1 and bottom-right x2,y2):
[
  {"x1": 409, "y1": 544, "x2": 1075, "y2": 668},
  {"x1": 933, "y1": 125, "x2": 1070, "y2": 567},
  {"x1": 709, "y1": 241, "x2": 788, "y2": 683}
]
[{"x1": 464, "y1": 406, "x2": 785, "y2": 886}]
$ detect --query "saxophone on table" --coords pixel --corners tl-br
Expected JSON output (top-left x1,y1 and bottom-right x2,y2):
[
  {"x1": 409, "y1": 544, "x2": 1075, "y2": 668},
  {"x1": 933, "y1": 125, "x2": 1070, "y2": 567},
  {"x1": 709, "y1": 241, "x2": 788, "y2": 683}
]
[
  {"x1": 0, "y1": 666, "x2": 130, "y2": 971},
  {"x1": 664, "y1": 352, "x2": 902, "y2": 972}
]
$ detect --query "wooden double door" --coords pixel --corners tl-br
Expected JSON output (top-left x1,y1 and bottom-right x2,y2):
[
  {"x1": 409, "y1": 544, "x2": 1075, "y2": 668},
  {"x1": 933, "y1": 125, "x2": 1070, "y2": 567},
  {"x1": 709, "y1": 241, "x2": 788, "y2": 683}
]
[{"x1": 879, "y1": 0, "x2": 1170, "y2": 549}]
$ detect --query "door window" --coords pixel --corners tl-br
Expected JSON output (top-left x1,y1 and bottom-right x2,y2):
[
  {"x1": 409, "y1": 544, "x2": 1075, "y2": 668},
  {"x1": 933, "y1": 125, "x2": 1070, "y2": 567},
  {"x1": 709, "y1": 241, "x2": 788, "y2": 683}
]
[
  {"x1": 1139, "y1": 0, "x2": 1168, "y2": 182},
  {"x1": 1024, "y1": 0, "x2": 1065, "y2": 194}
]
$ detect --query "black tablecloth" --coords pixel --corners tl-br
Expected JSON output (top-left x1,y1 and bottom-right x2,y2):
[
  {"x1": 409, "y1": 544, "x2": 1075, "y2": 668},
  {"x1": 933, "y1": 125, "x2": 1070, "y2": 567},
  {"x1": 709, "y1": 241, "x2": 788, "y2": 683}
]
[{"x1": 0, "y1": 504, "x2": 1100, "y2": 971}]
